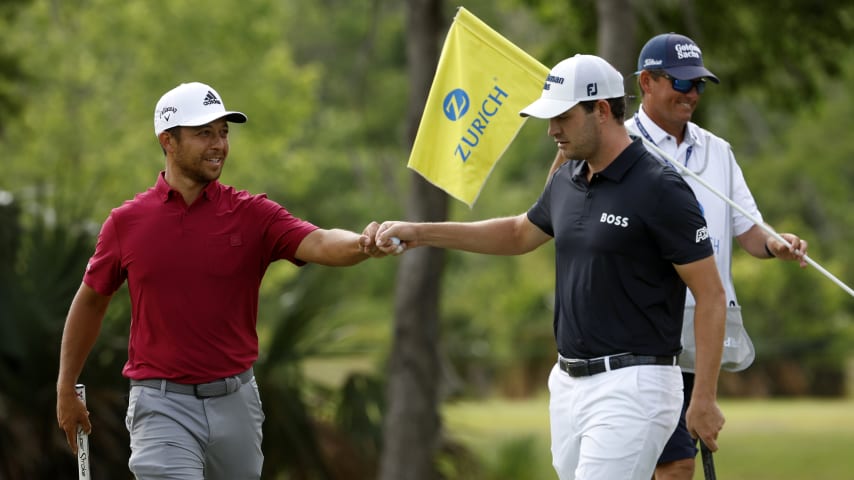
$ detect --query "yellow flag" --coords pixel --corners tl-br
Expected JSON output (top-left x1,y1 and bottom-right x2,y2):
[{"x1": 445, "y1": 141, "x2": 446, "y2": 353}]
[{"x1": 407, "y1": 7, "x2": 549, "y2": 207}]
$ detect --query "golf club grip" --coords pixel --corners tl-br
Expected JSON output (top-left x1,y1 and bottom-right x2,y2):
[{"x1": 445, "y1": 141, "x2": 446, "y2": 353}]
[
  {"x1": 700, "y1": 440, "x2": 716, "y2": 480},
  {"x1": 75, "y1": 384, "x2": 91, "y2": 479}
]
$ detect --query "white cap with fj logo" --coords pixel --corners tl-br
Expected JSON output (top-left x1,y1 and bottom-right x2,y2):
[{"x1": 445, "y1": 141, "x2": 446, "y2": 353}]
[
  {"x1": 153, "y1": 82, "x2": 247, "y2": 136},
  {"x1": 520, "y1": 54, "x2": 625, "y2": 119}
]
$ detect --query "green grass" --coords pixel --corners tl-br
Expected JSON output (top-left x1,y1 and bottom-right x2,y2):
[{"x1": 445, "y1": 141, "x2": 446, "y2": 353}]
[
  {"x1": 712, "y1": 398, "x2": 854, "y2": 480},
  {"x1": 443, "y1": 396, "x2": 854, "y2": 480}
]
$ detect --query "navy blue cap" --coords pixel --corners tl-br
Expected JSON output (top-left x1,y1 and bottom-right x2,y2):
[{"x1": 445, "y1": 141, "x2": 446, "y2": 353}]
[{"x1": 636, "y1": 33, "x2": 719, "y2": 83}]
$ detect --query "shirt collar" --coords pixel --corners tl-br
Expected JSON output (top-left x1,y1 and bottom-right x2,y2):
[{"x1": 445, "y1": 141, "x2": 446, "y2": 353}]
[
  {"x1": 570, "y1": 138, "x2": 647, "y2": 184},
  {"x1": 154, "y1": 171, "x2": 220, "y2": 203},
  {"x1": 154, "y1": 171, "x2": 174, "y2": 203},
  {"x1": 600, "y1": 138, "x2": 647, "y2": 182}
]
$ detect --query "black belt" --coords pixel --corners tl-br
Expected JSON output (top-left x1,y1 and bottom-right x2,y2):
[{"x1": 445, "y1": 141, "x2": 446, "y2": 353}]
[
  {"x1": 558, "y1": 353, "x2": 677, "y2": 378},
  {"x1": 130, "y1": 368, "x2": 254, "y2": 398}
]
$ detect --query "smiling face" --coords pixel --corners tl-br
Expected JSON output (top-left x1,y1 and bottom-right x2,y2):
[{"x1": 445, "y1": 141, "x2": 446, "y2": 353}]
[
  {"x1": 168, "y1": 118, "x2": 230, "y2": 185},
  {"x1": 639, "y1": 70, "x2": 702, "y2": 140}
]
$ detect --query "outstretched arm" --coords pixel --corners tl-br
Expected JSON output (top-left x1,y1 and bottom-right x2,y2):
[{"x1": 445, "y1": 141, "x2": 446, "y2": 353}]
[
  {"x1": 375, "y1": 214, "x2": 551, "y2": 256},
  {"x1": 296, "y1": 222, "x2": 386, "y2": 266}
]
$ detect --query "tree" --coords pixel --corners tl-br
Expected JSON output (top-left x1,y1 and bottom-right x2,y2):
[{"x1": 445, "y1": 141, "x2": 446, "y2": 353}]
[
  {"x1": 378, "y1": 1, "x2": 447, "y2": 479},
  {"x1": 596, "y1": 0, "x2": 637, "y2": 94},
  {"x1": 0, "y1": 189, "x2": 132, "y2": 479},
  {"x1": 0, "y1": 0, "x2": 30, "y2": 136}
]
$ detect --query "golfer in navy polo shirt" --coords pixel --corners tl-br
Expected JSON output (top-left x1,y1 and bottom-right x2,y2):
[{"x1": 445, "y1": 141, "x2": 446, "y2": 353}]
[
  {"x1": 56, "y1": 82, "x2": 388, "y2": 479},
  {"x1": 374, "y1": 55, "x2": 727, "y2": 480}
]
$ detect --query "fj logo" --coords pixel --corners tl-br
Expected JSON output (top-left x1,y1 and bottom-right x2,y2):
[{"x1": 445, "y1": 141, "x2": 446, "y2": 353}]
[
  {"x1": 695, "y1": 226, "x2": 710, "y2": 242},
  {"x1": 587, "y1": 83, "x2": 598, "y2": 96}
]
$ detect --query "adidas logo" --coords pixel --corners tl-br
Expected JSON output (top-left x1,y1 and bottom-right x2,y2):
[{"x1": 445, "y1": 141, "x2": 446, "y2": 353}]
[{"x1": 203, "y1": 91, "x2": 222, "y2": 106}]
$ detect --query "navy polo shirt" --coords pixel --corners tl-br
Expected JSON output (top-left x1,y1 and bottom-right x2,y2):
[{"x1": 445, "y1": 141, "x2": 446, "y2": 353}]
[{"x1": 527, "y1": 138, "x2": 713, "y2": 359}]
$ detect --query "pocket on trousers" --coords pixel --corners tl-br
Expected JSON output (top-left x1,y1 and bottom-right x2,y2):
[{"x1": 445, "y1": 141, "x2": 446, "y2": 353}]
[
  {"x1": 636, "y1": 366, "x2": 683, "y2": 421},
  {"x1": 125, "y1": 386, "x2": 144, "y2": 433},
  {"x1": 249, "y1": 378, "x2": 266, "y2": 423}
]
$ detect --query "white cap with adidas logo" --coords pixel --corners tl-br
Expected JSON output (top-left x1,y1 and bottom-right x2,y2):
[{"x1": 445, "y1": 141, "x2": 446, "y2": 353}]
[{"x1": 153, "y1": 82, "x2": 247, "y2": 136}]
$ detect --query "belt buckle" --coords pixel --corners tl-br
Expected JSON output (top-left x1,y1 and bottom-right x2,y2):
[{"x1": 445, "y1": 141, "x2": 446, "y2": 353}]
[
  {"x1": 225, "y1": 376, "x2": 241, "y2": 393},
  {"x1": 194, "y1": 379, "x2": 224, "y2": 398},
  {"x1": 193, "y1": 382, "x2": 208, "y2": 398},
  {"x1": 193, "y1": 376, "x2": 241, "y2": 398},
  {"x1": 568, "y1": 359, "x2": 590, "y2": 377}
]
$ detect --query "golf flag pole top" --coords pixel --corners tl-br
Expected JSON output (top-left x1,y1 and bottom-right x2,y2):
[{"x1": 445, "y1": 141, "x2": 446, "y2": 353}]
[{"x1": 407, "y1": 7, "x2": 549, "y2": 207}]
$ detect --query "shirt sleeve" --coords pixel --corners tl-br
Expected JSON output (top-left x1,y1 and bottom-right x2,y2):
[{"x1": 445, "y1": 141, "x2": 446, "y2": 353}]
[
  {"x1": 647, "y1": 170, "x2": 714, "y2": 265},
  {"x1": 257, "y1": 197, "x2": 319, "y2": 265},
  {"x1": 83, "y1": 213, "x2": 127, "y2": 295}
]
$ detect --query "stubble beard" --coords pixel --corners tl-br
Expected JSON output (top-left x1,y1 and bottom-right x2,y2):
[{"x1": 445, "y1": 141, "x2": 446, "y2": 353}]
[
  {"x1": 569, "y1": 118, "x2": 600, "y2": 163},
  {"x1": 175, "y1": 152, "x2": 223, "y2": 184}
]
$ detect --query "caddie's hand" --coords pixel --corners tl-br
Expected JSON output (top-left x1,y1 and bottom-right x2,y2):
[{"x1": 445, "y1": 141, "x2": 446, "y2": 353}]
[
  {"x1": 56, "y1": 385, "x2": 91, "y2": 454},
  {"x1": 685, "y1": 398, "x2": 725, "y2": 452},
  {"x1": 375, "y1": 221, "x2": 416, "y2": 255},
  {"x1": 767, "y1": 233, "x2": 808, "y2": 268},
  {"x1": 359, "y1": 221, "x2": 388, "y2": 257}
]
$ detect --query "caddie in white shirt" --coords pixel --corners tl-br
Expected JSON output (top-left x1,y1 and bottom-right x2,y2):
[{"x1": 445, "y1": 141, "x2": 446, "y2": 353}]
[{"x1": 628, "y1": 33, "x2": 809, "y2": 480}]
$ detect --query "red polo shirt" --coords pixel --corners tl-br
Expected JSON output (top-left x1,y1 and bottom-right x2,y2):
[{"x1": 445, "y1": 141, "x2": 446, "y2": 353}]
[{"x1": 84, "y1": 172, "x2": 318, "y2": 383}]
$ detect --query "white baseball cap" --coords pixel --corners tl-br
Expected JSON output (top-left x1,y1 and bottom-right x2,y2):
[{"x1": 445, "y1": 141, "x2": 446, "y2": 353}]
[
  {"x1": 153, "y1": 82, "x2": 247, "y2": 136},
  {"x1": 520, "y1": 54, "x2": 625, "y2": 119}
]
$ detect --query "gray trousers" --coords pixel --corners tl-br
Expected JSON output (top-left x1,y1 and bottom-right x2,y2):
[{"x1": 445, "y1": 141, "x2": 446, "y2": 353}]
[{"x1": 125, "y1": 378, "x2": 265, "y2": 479}]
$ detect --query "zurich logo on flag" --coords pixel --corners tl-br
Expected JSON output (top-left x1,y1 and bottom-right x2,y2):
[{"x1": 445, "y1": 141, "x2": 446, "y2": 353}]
[{"x1": 443, "y1": 89, "x2": 470, "y2": 121}]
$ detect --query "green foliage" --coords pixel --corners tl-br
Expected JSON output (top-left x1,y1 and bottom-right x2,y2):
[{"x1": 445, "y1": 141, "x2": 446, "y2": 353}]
[
  {"x1": 257, "y1": 265, "x2": 393, "y2": 479},
  {"x1": 0, "y1": 189, "x2": 131, "y2": 479},
  {"x1": 516, "y1": 0, "x2": 597, "y2": 66},
  {"x1": 1, "y1": 2, "x2": 404, "y2": 477},
  {"x1": 1, "y1": 0, "x2": 319, "y2": 221},
  {"x1": 504, "y1": 0, "x2": 854, "y2": 394},
  {"x1": 1, "y1": 0, "x2": 853, "y2": 476},
  {"x1": 734, "y1": 55, "x2": 854, "y2": 375},
  {"x1": 692, "y1": 1, "x2": 853, "y2": 111},
  {"x1": 0, "y1": 0, "x2": 31, "y2": 122}
]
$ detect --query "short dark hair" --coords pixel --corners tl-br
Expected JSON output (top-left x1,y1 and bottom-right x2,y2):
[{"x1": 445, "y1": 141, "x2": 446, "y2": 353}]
[
  {"x1": 579, "y1": 97, "x2": 626, "y2": 122},
  {"x1": 160, "y1": 126, "x2": 182, "y2": 156}
]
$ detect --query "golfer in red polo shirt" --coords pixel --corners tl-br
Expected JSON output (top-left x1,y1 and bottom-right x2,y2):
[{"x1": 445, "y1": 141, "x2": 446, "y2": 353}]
[{"x1": 56, "y1": 82, "x2": 387, "y2": 479}]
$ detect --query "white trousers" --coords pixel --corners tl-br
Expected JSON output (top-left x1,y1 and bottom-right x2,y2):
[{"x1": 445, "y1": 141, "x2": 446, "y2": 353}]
[{"x1": 548, "y1": 362, "x2": 682, "y2": 480}]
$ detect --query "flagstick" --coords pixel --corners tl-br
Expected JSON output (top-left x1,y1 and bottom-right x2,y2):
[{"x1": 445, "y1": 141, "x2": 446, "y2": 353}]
[{"x1": 640, "y1": 137, "x2": 854, "y2": 298}]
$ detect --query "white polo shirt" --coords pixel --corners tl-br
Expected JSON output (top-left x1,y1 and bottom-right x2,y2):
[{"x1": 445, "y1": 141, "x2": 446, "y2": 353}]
[{"x1": 627, "y1": 106, "x2": 763, "y2": 307}]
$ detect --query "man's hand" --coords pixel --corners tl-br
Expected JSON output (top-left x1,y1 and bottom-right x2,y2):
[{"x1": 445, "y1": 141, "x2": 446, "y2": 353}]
[
  {"x1": 375, "y1": 221, "x2": 417, "y2": 255},
  {"x1": 359, "y1": 221, "x2": 391, "y2": 257},
  {"x1": 56, "y1": 384, "x2": 91, "y2": 454},
  {"x1": 686, "y1": 398, "x2": 725, "y2": 451},
  {"x1": 767, "y1": 233, "x2": 808, "y2": 268}
]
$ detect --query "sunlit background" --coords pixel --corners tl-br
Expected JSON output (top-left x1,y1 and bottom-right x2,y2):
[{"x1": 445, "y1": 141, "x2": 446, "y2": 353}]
[{"x1": 1, "y1": 0, "x2": 851, "y2": 478}]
